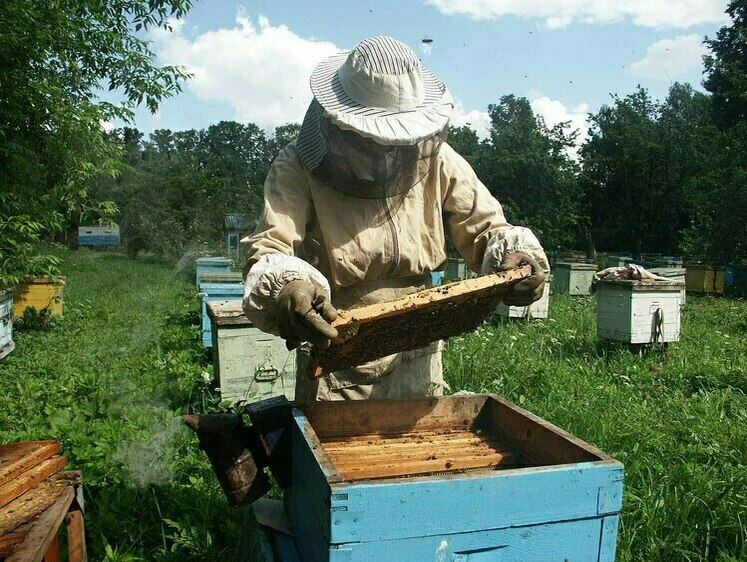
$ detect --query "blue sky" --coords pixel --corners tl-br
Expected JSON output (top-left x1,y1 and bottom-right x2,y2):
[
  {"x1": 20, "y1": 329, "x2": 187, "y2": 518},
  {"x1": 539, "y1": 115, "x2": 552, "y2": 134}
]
[{"x1": 119, "y1": 0, "x2": 729, "y2": 141}]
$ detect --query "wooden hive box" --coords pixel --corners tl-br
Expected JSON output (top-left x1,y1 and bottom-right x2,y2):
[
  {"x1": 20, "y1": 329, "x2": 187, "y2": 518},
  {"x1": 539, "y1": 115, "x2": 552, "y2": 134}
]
[
  {"x1": 596, "y1": 279, "x2": 684, "y2": 344},
  {"x1": 12, "y1": 277, "x2": 65, "y2": 319},
  {"x1": 554, "y1": 262, "x2": 597, "y2": 296},
  {"x1": 0, "y1": 288, "x2": 14, "y2": 360},
  {"x1": 285, "y1": 394, "x2": 623, "y2": 561},
  {"x1": 685, "y1": 265, "x2": 725, "y2": 294},
  {"x1": 77, "y1": 225, "x2": 120, "y2": 248},
  {"x1": 207, "y1": 301, "x2": 296, "y2": 403},
  {"x1": 195, "y1": 257, "x2": 233, "y2": 287},
  {"x1": 199, "y1": 282, "x2": 244, "y2": 347}
]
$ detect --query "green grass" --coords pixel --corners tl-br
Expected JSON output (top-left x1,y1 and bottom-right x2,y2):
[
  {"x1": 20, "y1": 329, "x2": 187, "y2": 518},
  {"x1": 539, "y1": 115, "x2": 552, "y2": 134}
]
[{"x1": 1, "y1": 250, "x2": 745, "y2": 560}]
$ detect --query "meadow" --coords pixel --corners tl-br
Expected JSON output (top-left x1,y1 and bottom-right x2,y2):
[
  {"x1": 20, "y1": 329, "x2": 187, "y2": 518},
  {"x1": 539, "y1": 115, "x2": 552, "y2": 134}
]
[{"x1": 0, "y1": 250, "x2": 745, "y2": 561}]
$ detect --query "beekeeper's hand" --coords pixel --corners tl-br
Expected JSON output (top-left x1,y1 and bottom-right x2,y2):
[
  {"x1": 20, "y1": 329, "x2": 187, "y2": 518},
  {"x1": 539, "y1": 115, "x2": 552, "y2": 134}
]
[
  {"x1": 276, "y1": 280, "x2": 338, "y2": 350},
  {"x1": 497, "y1": 252, "x2": 546, "y2": 306}
]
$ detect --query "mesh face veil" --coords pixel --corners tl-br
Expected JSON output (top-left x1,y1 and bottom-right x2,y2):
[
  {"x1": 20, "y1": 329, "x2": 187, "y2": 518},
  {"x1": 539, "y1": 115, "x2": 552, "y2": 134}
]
[{"x1": 312, "y1": 118, "x2": 448, "y2": 199}]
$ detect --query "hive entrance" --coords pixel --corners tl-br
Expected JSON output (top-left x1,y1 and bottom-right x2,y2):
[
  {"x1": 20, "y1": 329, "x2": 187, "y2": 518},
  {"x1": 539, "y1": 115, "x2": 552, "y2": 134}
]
[{"x1": 320, "y1": 427, "x2": 525, "y2": 481}]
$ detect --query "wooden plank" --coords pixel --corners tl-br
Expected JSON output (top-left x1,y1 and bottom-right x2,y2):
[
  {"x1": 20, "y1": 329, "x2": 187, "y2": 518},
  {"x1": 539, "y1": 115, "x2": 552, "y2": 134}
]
[
  {"x1": 0, "y1": 472, "x2": 80, "y2": 536},
  {"x1": 310, "y1": 266, "x2": 531, "y2": 376},
  {"x1": 0, "y1": 442, "x2": 60, "y2": 489},
  {"x1": 0, "y1": 456, "x2": 67, "y2": 509},
  {"x1": 334, "y1": 451, "x2": 517, "y2": 481},
  {"x1": 323, "y1": 516, "x2": 605, "y2": 559},
  {"x1": 327, "y1": 462, "x2": 624, "y2": 544},
  {"x1": 65, "y1": 507, "x2": 86, "y2": 562},
  {"x1": 302, "y1": 395, "x2": 490, "y2": 439},
  {"x1": 6, "y1": 486, "x2": 74, "y2": 562},
  {"x1": 476, "y1": 395, "x2": 609, "y2": 465},
  {"x1": 42, "y1": 533, "x2": 60, "y2": 562},
  {"x1": 0, "y1": 519, "x2": 36, "y2": 557}
]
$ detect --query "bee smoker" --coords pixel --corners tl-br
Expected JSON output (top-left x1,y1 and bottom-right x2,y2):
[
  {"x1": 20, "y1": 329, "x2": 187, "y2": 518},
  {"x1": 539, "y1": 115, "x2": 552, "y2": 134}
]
[{"x1": 182, "y1": 396, "x2": 293, "y2": 506}]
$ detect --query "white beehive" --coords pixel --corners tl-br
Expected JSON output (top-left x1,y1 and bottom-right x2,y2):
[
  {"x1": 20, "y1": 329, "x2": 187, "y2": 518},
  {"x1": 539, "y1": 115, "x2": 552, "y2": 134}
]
[
  {"x1": 496, "y1": 279, "x2": 550, "y2": 319},
  {"x1": 0, "y1": 287, "x2": 14, "y2": 359},
  {"x1": 554, "y1": 262, "x2": 597, "y2": 295},
  {"x1": 206, "y1": 300, "x2": 296, "y2": 403},
  {"x1": 596, "y1": 279, "x2": 684, "y2": 344}
]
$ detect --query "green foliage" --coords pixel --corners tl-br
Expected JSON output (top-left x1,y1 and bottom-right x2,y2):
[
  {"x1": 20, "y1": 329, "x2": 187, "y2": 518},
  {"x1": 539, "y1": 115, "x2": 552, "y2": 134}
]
[
  {"x1": 582, "y1": 85, "x2": 705, "y2": 256},
  {"x1": 0, "y1": 0, "x2": 193, "y2": 285},
  {"x1": 704, "y1": 0, "x2": 747, "y2": 128},
  {"x1": 445, "y1": 292, "x2": 747, "y2": 561},
  {"x1": 448, "y1": 96, "x2": 584, "y2": 252},
  {"x1": 14, "y1": 306, "x2": 58, "y2": 332},
  {"x1": 93, "y1": 123, "x2": 294, "y2": 261}
]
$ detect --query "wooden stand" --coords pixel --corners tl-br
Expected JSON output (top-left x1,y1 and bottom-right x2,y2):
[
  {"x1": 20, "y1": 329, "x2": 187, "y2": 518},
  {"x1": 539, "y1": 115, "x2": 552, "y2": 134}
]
[{"x1": 0, "y1": 442, "x2": 86, "y2": 562}]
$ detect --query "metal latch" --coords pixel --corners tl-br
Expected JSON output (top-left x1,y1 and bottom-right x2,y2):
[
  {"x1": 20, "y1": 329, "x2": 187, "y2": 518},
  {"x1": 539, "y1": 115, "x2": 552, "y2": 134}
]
[{"x1": 255, "y1": 368, "x2": 280, "y2": 382}]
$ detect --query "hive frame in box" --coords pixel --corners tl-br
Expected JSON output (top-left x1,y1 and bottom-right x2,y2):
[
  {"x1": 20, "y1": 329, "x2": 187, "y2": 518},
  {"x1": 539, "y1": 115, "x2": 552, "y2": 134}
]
[{"x1": 284, "y1": 394, "x2": 623, "y2": 561}]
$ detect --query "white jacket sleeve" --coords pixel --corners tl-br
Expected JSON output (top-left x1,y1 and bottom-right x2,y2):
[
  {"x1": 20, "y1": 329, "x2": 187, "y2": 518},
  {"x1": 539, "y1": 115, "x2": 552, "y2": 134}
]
[
  {"x1": 243, "y1": 253, "x2": 331, "y2": 336},
  {"x1": 480, "y1": 226, "x2": 551, "y2": 275}
]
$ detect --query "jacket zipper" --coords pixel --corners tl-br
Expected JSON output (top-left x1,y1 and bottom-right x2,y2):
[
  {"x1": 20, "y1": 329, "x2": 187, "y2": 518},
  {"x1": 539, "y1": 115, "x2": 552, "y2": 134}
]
[{"x1": 384, "y1": 201, "x2": 400, "y2": 277}]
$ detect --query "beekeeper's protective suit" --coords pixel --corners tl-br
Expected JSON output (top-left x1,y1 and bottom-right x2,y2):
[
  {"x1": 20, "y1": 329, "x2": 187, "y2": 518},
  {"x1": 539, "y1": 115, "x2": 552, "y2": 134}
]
[{"x1": 243, "y1": 36, "x2": 549, "y2": 403}]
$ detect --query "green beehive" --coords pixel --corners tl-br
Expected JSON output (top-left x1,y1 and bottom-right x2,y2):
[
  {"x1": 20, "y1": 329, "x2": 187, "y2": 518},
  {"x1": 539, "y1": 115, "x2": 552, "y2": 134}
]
[{"x1": 206, "y1": 300, "x2": 296, "y2": 403}]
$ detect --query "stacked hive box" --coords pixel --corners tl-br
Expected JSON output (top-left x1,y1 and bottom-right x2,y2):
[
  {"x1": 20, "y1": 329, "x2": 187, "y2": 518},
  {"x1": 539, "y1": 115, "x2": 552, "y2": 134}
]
[
  {"x1": 206, "y1": 301, "x2": 296, "y2": 402},
  {"x1": 685, "y1": 265, "x2": 725, "y2": 294},
  {"x1": 78, "y1": 225, "x2": 120, "y2": 248},
  {"x1": 195, "y1": 257, "x2": 233, "y2": 287},
  {"x1": 0, "y1": 288, "x2": 14, "y2": 359},
  {"x1": 596, "y1": 279, "x2": 684, "y2": 344},
  {"x1": 199, "y1": 282, "x2": 244, "y2": 347},
  {"x1": 554, "y1": 262, "x2": 596, "y2": 295},
  {"x1": 283, "y1": 395, "x2": 623, "y2": 561},
  {"x1": 13, "y1": 277, "x2": 65, "y2": 318}
]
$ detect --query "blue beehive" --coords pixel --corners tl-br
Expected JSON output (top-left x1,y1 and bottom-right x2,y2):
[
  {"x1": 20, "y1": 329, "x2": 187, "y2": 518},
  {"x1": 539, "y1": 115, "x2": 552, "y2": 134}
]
[
  {"x1": 199, "y1": 282, "x2": 244, "y2": 347},
  {"x1": 725, "y1": 263, "x2": 747, "y2": 288},
  {"x1": 196, "y1": 257, "x2": 233, "y2": 288},
  {"x1": 78, "y1": 225, "x2": 121, "y2": 248},
  {"x1": 281, "y1": 394, "x2": 623, "y2": 561}
]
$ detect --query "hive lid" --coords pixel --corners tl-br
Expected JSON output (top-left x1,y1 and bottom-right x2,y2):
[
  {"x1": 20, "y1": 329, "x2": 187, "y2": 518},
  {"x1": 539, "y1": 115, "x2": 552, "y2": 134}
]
[
  {"x1": 596, "y1": 278, "x2": 684, "y2": 289},
  {"x1": 555, "y1": 261, "x2": 597, "y2": 270},
  {"x1": 206, "y1": 300, "x2": 252, "y2": 326},
  {"x1": 196, "y1": 257, "x2": 233, "y2": 266}
]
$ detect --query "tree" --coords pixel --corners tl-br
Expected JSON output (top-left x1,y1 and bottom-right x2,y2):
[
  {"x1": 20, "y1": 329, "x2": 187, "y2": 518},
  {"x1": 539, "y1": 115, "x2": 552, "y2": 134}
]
[
  {"x1": 703, "y1": 0, "x2": 747, "y2": 128},
  {"x1": 94, "y1": 121, "x2": 298, "y2": 259},
  {"x1": 475, "y1": 95, "x2": 583, "y2": 251},
  {"x1": 0, "y1": 0, "x2": 192, "y2": 285}
]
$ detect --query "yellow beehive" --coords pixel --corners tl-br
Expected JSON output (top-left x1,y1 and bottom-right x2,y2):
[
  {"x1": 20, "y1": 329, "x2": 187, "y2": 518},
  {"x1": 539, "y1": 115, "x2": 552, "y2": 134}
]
[
  {"x1": 13, "y1": 276, "x2": 66, "y2": 318},
  {"x1": 685, "y1": 266, "x2": 724, "y2": 294}
]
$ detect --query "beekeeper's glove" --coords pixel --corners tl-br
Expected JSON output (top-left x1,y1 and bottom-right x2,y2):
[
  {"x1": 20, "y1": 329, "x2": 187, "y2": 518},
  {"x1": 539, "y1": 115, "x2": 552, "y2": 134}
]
[
  {"x1": 497, "y1": 252, "x2": 546, "y2": 306},
  {"x1": 276, "y1": 280, "x2": 338, "y2": 350}
]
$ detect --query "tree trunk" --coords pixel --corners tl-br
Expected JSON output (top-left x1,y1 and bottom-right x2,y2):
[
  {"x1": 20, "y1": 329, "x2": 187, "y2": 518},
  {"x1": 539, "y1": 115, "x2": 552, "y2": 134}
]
[{"x1": 583, "y1": 225, "x2": 597, "y2": 260}]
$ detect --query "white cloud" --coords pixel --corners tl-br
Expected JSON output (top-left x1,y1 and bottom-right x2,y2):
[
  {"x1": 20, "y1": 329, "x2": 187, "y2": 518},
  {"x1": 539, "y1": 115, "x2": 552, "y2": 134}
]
[
  {"x1": 629, "y1": 34, "x2": 705, "y2": 80},
  {"x1": 424, "y1": 0, "x2": 727, "y2": 29},
  {"x1": 528, "y1": 92, "x2": 590, "y2": 158},
  {"x1": 150, "y1": 11, "x2": 339, "y2": 130},
  {"x1": 529, "y1": 92, "x2": 589, "y2": 141},
  {"x1": 451, "y1": 100, "x2": 492, "y2": 138}
]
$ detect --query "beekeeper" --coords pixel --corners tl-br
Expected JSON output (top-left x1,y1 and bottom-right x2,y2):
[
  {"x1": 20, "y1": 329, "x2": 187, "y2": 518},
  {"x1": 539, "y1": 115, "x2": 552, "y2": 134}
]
[{"x1": 243, "y1": 36, "x2": 549, "y2": 403}]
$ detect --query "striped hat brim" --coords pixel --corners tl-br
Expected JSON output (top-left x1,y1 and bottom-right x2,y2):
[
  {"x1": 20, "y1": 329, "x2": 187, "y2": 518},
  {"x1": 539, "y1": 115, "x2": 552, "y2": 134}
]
[{"x1": 309, "y1": 51, "x2": 454, "y2": 146}]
